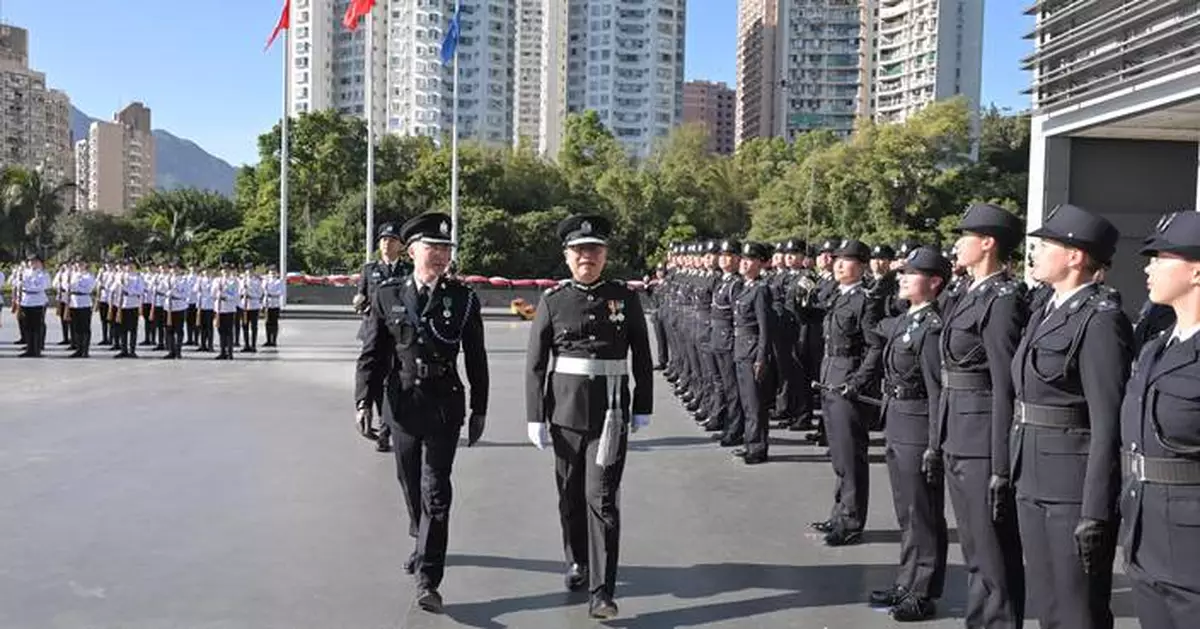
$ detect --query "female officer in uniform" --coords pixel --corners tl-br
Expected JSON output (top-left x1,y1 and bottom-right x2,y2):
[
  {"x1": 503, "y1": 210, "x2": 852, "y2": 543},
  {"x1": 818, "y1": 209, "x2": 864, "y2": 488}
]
[
  {"x1": 525, "y1": 214, "x2": 654, "y2": 620},
  {"x1": 937, "y1": 203, "x2": 1027, "y2": 629},
  {"x1": 1121, "y1": 211, "x2": 1200, "y2": 628}
]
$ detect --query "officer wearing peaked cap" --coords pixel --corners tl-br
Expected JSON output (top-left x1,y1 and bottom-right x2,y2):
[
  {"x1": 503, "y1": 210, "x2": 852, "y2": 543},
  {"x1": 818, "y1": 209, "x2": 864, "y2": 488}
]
[
  {"x1": 770, "y1": 238, "x2": 807, "y2": 426},
  {"x1": 730, "y1": 241, "x2": 774, "y2": 464},
  {"x1": 356, "y1": 211, "x2": 489, "y2": 613},
  {"x1": 354, "y1": 221, "x2": 411, "y2": 453},
  {"x1": 813, "y1": 239, "x2": 884, "y2": 545},
  {"x1": 864, "y1": 246, "x2": 951, "y2": 621},
  {"x1": 938, "y1": 202, "x2": 1028, "y2": 628},
  {"x1": 525, "y1": 214, "x2": 653, "y2": 620},
  {"x1": 1119, "y1": 211, "x2": 1200, "y2": 629},
  {"x1": 692, "y1": 240, "x2": 726, "y2": 431},
  {"x1": 1014, "y1": 203, "x2": 1132, "y2": 629},
  {"x1": 712, "y1": 239, "x2": 746, "y2": 445}
]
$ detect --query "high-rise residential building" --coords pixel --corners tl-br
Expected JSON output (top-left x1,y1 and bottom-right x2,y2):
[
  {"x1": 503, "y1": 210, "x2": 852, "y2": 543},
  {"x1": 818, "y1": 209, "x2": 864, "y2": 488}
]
[
  {"x1": 75, "y1": 102, "x2": 157, "y2": 214},
  {"x1": 537, "y1": 0, "x2": 687, "y2": 160},
  {"x1": 864, "y1": 0, "x2": 984, "y2": 126},
  {"x1": 0, "y1": 24, "x2": 73, "y2": 188},
  {"x1": 735, "y1": 0, "x2": 779, "y2": 144},
  {"x1": 683, "y1": 80, "x2": 736, "y2": 154},
  {"x1": 774, "y1": 0, "x2": 861, "y2": 139},
  {"x1": 287, "y1": 0, "x2": 514, "y2": 144},
  {"x1": 513, "y1": 0, "x2": 544, "y2": 147}
]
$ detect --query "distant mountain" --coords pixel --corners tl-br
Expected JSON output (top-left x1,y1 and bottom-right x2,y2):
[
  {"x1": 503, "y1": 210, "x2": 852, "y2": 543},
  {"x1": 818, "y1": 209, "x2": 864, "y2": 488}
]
[{"x1": 70, "y1": 106, "x2": 237, "y2": 198}]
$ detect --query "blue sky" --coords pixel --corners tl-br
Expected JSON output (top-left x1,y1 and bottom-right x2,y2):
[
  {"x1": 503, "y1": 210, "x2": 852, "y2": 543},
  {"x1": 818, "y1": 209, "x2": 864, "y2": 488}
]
[{"x1": 8, "y1": 0, "x2": 1032, "y2": 167}]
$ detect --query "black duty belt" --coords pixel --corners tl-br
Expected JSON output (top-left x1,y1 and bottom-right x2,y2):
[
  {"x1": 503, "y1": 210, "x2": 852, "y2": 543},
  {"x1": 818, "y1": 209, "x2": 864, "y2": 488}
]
[
  {"x1": 825, "y1": 346, "x2": 860, "y2": 358},
  {"x1": 941, "y1": 370, "x2": 991, "y2": 390},
  {"x1": 1014, "y1": 401, "x2": 1088, "y2": 429},
  {"x1": 735, "y1": 324, "x2": 759, "y2": 332},
  {"x1": 884, "y1": 383, "x2": 926, "y2": 400},
  {"x1": 1124, "y1": 451, "x2": 1200, "y2": 485},
  {"x1": 412, "y1": 359, "x2": 452, "y2": 379}
]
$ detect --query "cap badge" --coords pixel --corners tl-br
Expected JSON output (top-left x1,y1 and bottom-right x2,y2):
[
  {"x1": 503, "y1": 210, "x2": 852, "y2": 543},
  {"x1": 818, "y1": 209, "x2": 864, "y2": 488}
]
[
  {"x1": 439, "y1": 221, "x2": 450, "y2": 235},
  {"x1": 840, "y1": 240, "x2": 849, "y2": 249},
  {"x1": 581, "y1": 220, "x2": 593, "y2": 234}
]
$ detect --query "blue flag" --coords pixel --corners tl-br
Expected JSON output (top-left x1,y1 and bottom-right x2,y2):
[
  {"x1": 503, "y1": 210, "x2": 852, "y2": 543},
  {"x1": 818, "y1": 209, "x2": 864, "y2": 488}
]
[{"x1": 440, "y1": 8, "x2": 461, "y2": 65}]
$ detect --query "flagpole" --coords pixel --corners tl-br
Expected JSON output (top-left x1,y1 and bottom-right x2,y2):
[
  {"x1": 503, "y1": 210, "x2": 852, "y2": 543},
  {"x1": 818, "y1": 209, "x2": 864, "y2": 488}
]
[
  {"x1": 364, "y1": 3, "x2": 376, "y2": 264},
  {"x1": 279, "y1": 24, "x2": 290, "y2": 309},
  {"x1": 449, "y1": 0, "x2": 461, "y2": 264}
]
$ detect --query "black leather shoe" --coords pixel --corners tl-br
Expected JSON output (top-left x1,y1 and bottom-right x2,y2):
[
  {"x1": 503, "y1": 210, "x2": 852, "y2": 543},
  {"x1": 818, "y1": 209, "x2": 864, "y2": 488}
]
[
  {"x1": 700, "y1": 421, "x2": 722, "y2": 432},
  {"x1": 869, "y1": 585, "x2": 907, "y2": 607},
  {"x1": 824, "y1": 527, "x2": 863, "y2": 547},
  {"x1": 375, "y1": 437, "x2": 391, "y2": 453},
  {"x1": 404, "y1": 551, "x2": 418, "y2": 574},
  {"x1": 564, "y1": 563, "x2": 587, "y2": 592},
  {"x1": 415, "y1": 587, "x2": 443, "y2": 613},
  {"x1": 891, "y1": 593, "x2": 936, "y2": 622},
  {"x1": 588, "y1": 592, "x2": 618, "y2": 619},
  {"x1": 809, "y1": 520, "x2": 835, "y2": 533},
  {"x1": 719, "y1": 437, "x2": 743, "y2": 447},
  {"x1": 743, "y1": 453, "x2": 768, "y2": 465},
  {"x1": 653, "y1": 364, "x2": 666, "y2": 371},
  {"x1": 731, "y1": 448, "x2": 747, "y2": 457}
]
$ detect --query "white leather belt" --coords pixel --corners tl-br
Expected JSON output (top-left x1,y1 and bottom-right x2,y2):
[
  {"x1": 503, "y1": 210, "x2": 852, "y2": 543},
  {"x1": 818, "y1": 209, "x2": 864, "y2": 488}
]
[{"x1": 550, "y1": 356, "x2": 628, "y2": 377}]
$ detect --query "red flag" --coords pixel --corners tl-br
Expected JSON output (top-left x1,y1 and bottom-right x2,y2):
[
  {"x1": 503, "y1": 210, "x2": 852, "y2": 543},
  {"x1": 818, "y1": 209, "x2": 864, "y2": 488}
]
[
  {"x1": 265, "y1": 0, "x2": 290, "y2": 51},
  {"x1": 342, "y1": 0, "x2": 376, "y2": 31}
]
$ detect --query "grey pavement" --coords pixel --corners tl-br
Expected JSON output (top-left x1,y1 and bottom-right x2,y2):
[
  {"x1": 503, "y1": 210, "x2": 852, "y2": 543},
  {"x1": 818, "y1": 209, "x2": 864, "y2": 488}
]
[{"x1": 0, "y1": 317, "x2": 1140, "y2": 628}]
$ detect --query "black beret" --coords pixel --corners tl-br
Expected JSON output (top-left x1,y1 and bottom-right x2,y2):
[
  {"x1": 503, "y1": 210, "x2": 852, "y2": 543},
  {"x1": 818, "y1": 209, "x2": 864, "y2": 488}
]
[
  {"x1": 1141, "y1": 212, "x2": 1200, "y2": 261},
  {"x1": 401, "y1": 212, "x2": 454, "y2": 245},
  {"x1": 741, "y1": 241, "x2": 772, "y2": 261},
  {"x1": 900, "y1": 246, "x2": 951, "y2": 280},
  {"x1": 1029, "y1": 203, "x2": 1119, "y2": 265},
  {"x1": 834, "y1": 239, "x2": 871, "y2": 262},
  {"x1": 954, "y1": 203, "x2": 1023, "y2": 244},
  {"x1": 871, "y1": 244, "x2": 896, "y2": 260}
]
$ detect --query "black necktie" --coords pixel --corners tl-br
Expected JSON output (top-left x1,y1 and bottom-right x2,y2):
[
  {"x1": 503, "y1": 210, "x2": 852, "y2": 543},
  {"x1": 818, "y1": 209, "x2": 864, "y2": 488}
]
[{"x1": 418, "y1": 285, "x2": 430, "y2": 311}]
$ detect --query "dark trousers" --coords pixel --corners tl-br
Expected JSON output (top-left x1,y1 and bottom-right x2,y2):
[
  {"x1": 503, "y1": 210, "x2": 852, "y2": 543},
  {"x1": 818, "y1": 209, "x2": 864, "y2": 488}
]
[
  {"x1": 1133, "y1": 574, "x2": 1200, "y2": 629},
  {"x1": 154, "y1": 309, "x2": 167, "y2": 348},
  {"x1": 552, "y1": 423, "x2": 628, "y2": 597},
  {"x1": 185, "y1": 305, "x2": 198, "y2": 343},
  {"x1": 98, "y1": 302, "x2": 111, "y2": 344},
  {"x1": 772, "y1": 320, "x2": 801, "y2": 418},
  {"x1": 945, "y1": 454, "x2": 1025, "y2": 629},
  {"x1": 698, "y1": 345, "x2": 724, "y2": 422},
  {"x1": 886, "y1": 442, "x2": 948, "y2": 598},
  {"x1": 714, "y1": 347, "x2": 742, "y2": 436},
  {"x1": 164, "y1": 310, "x2": 187, "y2": 357},
  {"x1": 392, "y1": 424, "x2": 460, "y2": 590},
  {"x1": 822, "y1": 391, "x2": 870, "y2": 530},
  {"x1": 199, "y1": 309, "x2": 215, "y2": 351},
  {"x1": 735, "y1": 358, "x2": 769, "y2": 458},
  {"x1": 19, "y1": 306, "x2": 46, "y2": 355},
  {"x1": 58, "y1": 303, "x2": 71, "y2": 345},
  {"x1": 234, "y1": 308, "x2": 244, "y2": 345},
  {"x1": 242, "y1": 308, "x2": 260, "y2": 349},
  {"x1": 217, "y1": 312, "x2": 235, "y2": 356},
  {"x1": 265, "y1": 307, "x2": 280, "y2": 345},
  {"x1": 119, "y1": 307, "x2": 140, "y2": 354},
  {"x1": 69, "y1": 307, "x2": 92, "y2": 356},
  {"x1": 1018, "y1": 497, "x2": 1114, "y2": 629},
  {"x1": 651, "y1": 315, "x2": 668, "y2": 366},
  {"x1": 141, "y1": 306, "x2": 154, "y2": 344}
]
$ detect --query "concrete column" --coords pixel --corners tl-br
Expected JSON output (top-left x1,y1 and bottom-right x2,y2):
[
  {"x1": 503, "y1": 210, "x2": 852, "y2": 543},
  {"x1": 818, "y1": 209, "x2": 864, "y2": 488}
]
[{"x1": 1024, "y1": 115, "x2": 1072, "y2": 282}]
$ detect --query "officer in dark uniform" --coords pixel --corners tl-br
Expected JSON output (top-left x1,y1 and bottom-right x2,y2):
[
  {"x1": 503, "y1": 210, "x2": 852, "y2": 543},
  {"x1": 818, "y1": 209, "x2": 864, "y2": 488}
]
[
  {"x1": 353, "y1": 222, "x2": 409, "y2": 453},
  {"x1": 730, "y1": 241, "x2": 774, "y2": 465},
  {"x1": 1120, "y1": 211, "x2": 1200, "y2": 629},
  {"x1": 692, "y1": 241, "x2": 724, "y2": 427},
  {"x1": 866, "y1": 246, "x2": 950, "y2": 622},
  {"x1": 354, "y1": 212, "x2": 488, "y2": 614},
  {"x1": 937, "y1": 203, "x2": 1027, "y2": 629},
  {"x1": 811, "y1": 239, "x2": 883, "y2": 545},
  {"x1": 647, "y1": 263, "x2": 669, "y2": 370},
  {"x1": 1132, "y1": 298, "x2": 1175, "y2": 353},
  {"x1": 712, "y1": 239, "x2": 745, "y2": 445},
  {"x1": 769, "y1": 239, "x2": 805, "y2": 425},
  {"x1": 1014, "y1": 203, "x2": 1132, "y2": 629},
  {"x1": 803, "y1": 238, "x2": 841, "y2": 446},
  {"x1": 525, "y1": 214, "x2": 653, "y2": 620},
  {"x1": 782, "y1": 238, "x2": 818, "y2": 431},
  {"x1": 937, "y1": 246, "x2": 970, "y2": 314}
]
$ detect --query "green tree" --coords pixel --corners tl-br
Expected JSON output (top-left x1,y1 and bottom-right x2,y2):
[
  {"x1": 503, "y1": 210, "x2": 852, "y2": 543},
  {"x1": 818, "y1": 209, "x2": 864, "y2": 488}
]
[{"x1": 1, "y1": 167, "x2": 73, "y2": 257}]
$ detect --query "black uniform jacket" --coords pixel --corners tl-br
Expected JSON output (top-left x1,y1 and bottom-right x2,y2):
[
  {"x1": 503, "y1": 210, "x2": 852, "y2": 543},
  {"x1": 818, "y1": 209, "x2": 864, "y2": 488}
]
[
  {"x1": 1010, "y1": 284, "x2": 1131, "y2": 520},
  {"x1": 355, "y1": 274, "x2": 488, "y2": 434},
  {"x1": 733, "y1": 276, "x2": 773, "y2": 365},
  {"x1": 525, "y1": 279, "x2": 654, "y2": 433},
  {"x1": 710, "y1": 272, "x2": 743, "y2": 353},
  {"x1": 820, "y1": 283, "x2": 884, "y2": 392},
  {"x1": 937, "y1": 273, "x2": 1027, "y2": 475},
  {"x1": 872, "y1": 305, "x2": 943, "y2": 447},
  {"x1": 1119, "y1": 330, "x2": 1200, "y2": 588}
]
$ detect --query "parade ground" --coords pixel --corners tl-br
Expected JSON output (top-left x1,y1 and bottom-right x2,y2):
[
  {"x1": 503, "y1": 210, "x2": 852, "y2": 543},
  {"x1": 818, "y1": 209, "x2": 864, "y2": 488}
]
[{"x1": 0, "y1": 319, "x2": 1141, "y2": 628}]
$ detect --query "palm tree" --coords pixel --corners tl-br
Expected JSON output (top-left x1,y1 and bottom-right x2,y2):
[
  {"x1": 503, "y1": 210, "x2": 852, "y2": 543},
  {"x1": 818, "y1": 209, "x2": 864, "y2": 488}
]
[{"x1": 2, "y1": 166, "x2": 74, "y2": 257}]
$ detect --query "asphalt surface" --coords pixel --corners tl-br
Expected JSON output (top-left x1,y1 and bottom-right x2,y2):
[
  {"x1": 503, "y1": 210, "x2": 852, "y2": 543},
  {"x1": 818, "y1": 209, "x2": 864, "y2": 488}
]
[{"x1": 0, "y1": 316, "x2": 1141, "y2": 628}]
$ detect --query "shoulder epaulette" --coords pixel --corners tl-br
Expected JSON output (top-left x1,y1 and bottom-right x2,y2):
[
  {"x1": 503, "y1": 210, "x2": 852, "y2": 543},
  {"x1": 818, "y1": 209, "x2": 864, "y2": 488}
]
[
  {"x1": 544, "y1": 280, "x2": 568, "y2": 296},
  {"x1": 994, "y1": 280, "x2": 1019, "y2": 297}
]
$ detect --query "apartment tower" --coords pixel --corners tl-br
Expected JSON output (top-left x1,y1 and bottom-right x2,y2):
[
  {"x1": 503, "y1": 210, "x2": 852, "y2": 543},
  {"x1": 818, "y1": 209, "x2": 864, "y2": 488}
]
[
  {"x1": 735, "y1": 0, "x2": 779, "y2": 144},
  {"x1": 75, "y1": 102, "x2": 157, "y2": 214},
  {"x1": 683, "y1": 80, "x2": 736, "y2": 155},
  {"x1": 0, "y1": 24, "x2": 73, "y2": 188}
]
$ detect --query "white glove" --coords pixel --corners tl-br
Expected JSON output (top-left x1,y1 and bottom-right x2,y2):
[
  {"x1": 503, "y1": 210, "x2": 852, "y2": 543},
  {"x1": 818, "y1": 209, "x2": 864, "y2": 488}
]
[
  {"x1": 527, "y1": 422, "x2": 550, "y2": 450},
  {"x1": 631, "y1": 414, "x2": 651, "y2": 433}
]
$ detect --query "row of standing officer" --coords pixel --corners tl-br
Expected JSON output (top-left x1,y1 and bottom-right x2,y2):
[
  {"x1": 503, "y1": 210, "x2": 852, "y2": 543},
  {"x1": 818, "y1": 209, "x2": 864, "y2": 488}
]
[
  {"x1": 648, "y1": 202, "x2": 1196, "y2": 629},
  {"x1": 4, "y1": 256, "x2": 283, "y2": 359}
]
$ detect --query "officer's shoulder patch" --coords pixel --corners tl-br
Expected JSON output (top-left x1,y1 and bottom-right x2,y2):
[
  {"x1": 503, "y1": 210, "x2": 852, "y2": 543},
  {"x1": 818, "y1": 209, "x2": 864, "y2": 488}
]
[
  {"x1": 544, "y1": 281, "x2": 567, "y2": 296},
  {"x1": 926, "y1": 312, "x2": 943, "y2": 330},
  {"x1": 1095, "y1": 298, "x2": 1119, "y2": 313},
  {"x1": 994, "y1": 280, "x2": 1019, "y2": 297}
]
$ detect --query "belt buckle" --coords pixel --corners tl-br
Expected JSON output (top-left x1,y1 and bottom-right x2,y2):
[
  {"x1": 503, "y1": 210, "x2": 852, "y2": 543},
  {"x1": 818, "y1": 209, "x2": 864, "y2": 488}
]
[
  {"x1": 416, "y1": 362, "x2": 429, "y2": 378},
  {"x1": 1130, "y1": 453, "x2": 1146, "y2": 482},
  {"x1": 1015, "y1": 401, "x2": 1025, "y2": 423}
]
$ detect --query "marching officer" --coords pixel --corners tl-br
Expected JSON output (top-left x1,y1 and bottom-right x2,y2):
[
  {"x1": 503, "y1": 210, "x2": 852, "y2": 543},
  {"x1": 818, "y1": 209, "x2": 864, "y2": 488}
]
[
  {"x1": 356, "y1": 211, "x2": 488, "y2": 614},
  {"x1": 17, "y1": 253, "x2": 50, "y2": 358},
  {"x1": 164, "y1": 262, "x2": 191, "y2": 359},
  {"x1": 731, "y1": 241, "x2": 774, "y2": 464},
  {"x1": 212, "y1": 262, "x2": 239, "y2": 360},
  {"x1": 524, "y1": 214, "x2": 652, "y2": 620},
  {"x1": 1120, "y1": 211, "x2": 1200, "y2": 628},
  {"x1": 354, "y1": 222, "x2": 409, "y2": 453},
  {"x1": 1013, "y1": 203, "x2": 1131, "y2": 629},
  {"x1": 66, "y1": 260, "x2": 96, "y2": 358},
  {"x1": 866, "y1": 246, "x2": 950, "y2": 622},
  {"x1": 937, "y1": 203, "x2": 1027, "y2": 628},
  {"x1": 264, "y1": 265, "x2": 283, "y2": 347},
  {"x1": 812, "y1": 239, "x2": 884, "y2": 545},
  {"x1": 712, "y1": 239, "x2": 745, "y2": 445},
  {"x1": 240, "y1": 263, "x2": 264, "y2": 353}
]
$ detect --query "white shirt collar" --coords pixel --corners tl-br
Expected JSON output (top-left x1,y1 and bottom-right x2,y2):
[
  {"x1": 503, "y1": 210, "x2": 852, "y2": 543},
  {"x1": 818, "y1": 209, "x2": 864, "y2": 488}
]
[
  {"x1": 1170, "y1": 322, "x2": 1200, "y2": 345},
  {"x1": 1049, "y1": 282, "x2": 1094, "y2": 311},
  {"x1": 838, "y1": 282, "x2": 861, "y2": 295},
  {"x1": 907, "y1": 302, "x2": 932, "y2": 316},
  {"x1": 968, "y1": 271, "x2": 1003, "y2": 292}
]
